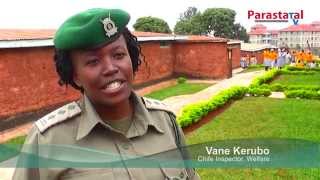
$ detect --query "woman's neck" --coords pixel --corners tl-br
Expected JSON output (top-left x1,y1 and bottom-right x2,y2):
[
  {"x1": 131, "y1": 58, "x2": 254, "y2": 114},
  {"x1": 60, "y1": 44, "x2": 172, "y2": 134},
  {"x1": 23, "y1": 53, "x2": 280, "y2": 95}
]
[{"x1": 94, "y1": 99, "x2": 133, "y2": 121}]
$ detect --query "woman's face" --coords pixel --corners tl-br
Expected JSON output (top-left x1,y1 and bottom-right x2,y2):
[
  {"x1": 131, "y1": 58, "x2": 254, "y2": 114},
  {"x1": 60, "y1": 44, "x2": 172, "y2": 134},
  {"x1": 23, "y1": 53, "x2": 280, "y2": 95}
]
[{"x1": 70, "y1": 35, "x2": 133, "y2": 107}]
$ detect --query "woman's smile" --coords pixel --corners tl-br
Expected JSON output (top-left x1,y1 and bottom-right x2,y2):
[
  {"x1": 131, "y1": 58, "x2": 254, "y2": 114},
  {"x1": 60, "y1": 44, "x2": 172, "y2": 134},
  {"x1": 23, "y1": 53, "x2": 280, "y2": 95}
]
[{"x1": 100, "y1": 79, "x2": 126, "y2": 94}]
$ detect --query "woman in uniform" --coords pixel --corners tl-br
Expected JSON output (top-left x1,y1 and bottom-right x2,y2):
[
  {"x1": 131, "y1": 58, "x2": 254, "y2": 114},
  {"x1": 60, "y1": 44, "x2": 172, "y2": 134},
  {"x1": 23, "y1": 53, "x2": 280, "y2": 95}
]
[{"x1": 13, "y1": 8, "x2": 199, "y2": 180}]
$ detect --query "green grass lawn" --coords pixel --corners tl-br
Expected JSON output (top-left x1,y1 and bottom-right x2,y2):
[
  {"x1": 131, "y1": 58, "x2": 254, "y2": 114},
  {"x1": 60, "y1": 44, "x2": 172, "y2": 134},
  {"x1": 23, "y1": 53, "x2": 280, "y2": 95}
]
[
  {"x1": 186, "y1": 97, "x2": 320, "y2": 179},
  {"x1": 144, "y1": 83, "x2": 212, "y2": 100},
  {"x1": 2, "y1": 136, "x2": 26, "y2": 144},
  {"x1": 271, "y1": 73, "x2": 320, "y2": 86},
  {"x1": 241, "y1": 65, "x2": 264, "y2": 73},
  {"x1": 0, "y1": 136, "x2": 26, "y2": 162}
]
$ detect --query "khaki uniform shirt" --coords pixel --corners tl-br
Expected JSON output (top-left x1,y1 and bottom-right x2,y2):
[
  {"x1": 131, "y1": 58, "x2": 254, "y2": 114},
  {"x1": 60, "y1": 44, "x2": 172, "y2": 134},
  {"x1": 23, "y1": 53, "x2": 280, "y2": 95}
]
[{"x1": 13, "y1": 92, "x2": 200, "y2": 180}]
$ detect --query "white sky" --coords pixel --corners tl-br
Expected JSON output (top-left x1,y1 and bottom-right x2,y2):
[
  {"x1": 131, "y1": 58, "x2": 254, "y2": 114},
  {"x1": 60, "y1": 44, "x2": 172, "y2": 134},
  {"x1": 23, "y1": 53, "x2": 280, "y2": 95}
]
[{"x1": 0, "y1": 0, "x2": 318, "y2": 32}]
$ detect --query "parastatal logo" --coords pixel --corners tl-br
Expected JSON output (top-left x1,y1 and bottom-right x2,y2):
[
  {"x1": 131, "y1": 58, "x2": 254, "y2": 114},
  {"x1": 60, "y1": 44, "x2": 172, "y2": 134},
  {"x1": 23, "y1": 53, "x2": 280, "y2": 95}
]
[{"x1": 248, "y1": 10, "x2": 304, "y2": 25}]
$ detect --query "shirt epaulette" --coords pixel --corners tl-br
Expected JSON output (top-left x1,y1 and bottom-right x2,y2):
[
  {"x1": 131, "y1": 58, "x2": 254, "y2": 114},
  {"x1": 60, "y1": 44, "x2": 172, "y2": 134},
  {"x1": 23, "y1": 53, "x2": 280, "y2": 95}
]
[
  {"x1": 35, "y1": 102, "x2": 81, "y2": 133},
  {"x1": 141, "y1": 97, "x2": 175, "y2": 115}
]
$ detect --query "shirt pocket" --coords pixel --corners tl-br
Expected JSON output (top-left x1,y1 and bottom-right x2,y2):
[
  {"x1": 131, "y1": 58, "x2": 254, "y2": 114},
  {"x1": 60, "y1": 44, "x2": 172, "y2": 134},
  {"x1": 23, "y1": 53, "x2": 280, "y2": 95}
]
[
  {"x1": 160, "y1": 167, "x2": 188, "y2": 180},
  {"x1": 59, "y1": 168, "x2": 114, "y2": 180}
]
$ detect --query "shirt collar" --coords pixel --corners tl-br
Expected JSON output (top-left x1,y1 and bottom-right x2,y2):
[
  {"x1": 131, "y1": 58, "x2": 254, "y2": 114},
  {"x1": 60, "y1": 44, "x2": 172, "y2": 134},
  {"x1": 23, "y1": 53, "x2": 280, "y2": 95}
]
[
  {"x1": 76, "y1": 92, "x2": 165, "y2": 141},
  {"x1": 76, "y1": 94, "x2": 110, "y2": 140},
  {"x1": 126, "y1": 92, "x2": 165, "y2": 138}
]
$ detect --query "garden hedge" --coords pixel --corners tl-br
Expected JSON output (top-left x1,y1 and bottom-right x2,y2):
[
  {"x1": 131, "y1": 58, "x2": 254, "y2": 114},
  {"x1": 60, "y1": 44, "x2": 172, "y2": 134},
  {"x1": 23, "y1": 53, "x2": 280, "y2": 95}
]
[
  {"x1": 285, "y1": 90, "x2": 320, "y2": 100},
  {"x1": 249, "y1": 69, "x2": 280, "y2": 88},
  {"x1": 177, "y1": 86, "x2": 248, "y2": 127},
  {"x1": 284, "y1": 66, "x2": 320, "y2": 72}
]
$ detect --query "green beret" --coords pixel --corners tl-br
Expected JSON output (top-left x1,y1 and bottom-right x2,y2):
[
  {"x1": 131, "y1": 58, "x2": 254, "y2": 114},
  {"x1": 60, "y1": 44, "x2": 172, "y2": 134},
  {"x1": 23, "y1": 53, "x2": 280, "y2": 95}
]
[{"x1": 54, "y1": 8, "x2": 130, "y2": 50}]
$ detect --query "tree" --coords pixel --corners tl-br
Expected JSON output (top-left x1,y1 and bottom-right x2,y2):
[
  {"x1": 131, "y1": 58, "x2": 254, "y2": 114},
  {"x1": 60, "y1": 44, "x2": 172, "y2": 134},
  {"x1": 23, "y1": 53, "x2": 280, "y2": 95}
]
[
  {"x1": 174, "y1": 13, "x2": 204, "y2": 35},
  {"x1": 232, "y1": 23, "x2": 249, "y2": 42},
  {"x1": 133, "y1": 16, "x2": 171, "y2": 33},
  {"x1": 174, "y1": 7, "x2": 205, "y2": 35},
  {"x1": 201, "y1": 8, "x2": 236, "y2": 38},
  {"x1": 179, "y1": 7, "x2": 198, "y2": 20},
  {"x1": 174, "y1": 7, "x2": 248, "y2": 39}
]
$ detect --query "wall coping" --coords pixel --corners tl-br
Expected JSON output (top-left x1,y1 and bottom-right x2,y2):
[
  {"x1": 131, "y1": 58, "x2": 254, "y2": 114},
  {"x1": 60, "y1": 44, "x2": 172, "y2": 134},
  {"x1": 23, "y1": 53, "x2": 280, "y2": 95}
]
[
  {"x1": 0, "y1": 39, "x2": 53, "y2": 48},
  {"x1": 0, "y1": 36, "x2": 190, "y2": 48}
]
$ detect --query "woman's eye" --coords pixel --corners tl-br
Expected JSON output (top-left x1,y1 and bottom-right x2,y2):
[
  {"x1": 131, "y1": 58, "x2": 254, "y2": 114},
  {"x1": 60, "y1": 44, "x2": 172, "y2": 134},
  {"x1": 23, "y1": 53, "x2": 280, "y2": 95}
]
[
  {"x1": 114, "y1": 53, "x2": 126, "y2": 60},
  {"x1": 86, "y1": 59, "x2": 99, "y2": 65}
]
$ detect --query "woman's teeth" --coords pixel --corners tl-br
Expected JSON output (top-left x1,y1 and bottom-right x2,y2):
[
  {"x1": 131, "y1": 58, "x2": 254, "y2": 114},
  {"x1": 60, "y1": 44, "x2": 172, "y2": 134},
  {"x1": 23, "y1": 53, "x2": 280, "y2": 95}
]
[{"x1": 106, "y1": 81, "x2": 121, "y2": 90}]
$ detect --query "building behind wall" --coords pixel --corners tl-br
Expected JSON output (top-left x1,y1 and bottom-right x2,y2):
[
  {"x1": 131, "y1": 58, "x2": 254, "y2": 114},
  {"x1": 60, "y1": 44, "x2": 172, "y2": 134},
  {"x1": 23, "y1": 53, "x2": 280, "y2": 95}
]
[
  {"x1": 249, "y1": 21, "x2": 320, "y2": 50},
  {"x1": 227, "y1": 40, "x2": 241, "y2": 69},
  {"x1": 278, "y1": 21, "x2": 320, "y2": 49},
  {"x1": 248, "y1": 24, "x2": 279, "y2": 47},
  {"x1": 240, "y1": 43, "x2": 276, "y2": 64}
]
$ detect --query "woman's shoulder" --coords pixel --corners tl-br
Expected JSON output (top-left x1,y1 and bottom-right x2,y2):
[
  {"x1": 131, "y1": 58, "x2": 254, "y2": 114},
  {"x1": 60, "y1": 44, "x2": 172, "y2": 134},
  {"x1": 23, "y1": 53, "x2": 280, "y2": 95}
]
[
  {"x1": 141, "y1": 97, "x2": 175, "y2": 115},
  {"x1": 34, "y1": 101, "x2": 82, "y2": 134}
]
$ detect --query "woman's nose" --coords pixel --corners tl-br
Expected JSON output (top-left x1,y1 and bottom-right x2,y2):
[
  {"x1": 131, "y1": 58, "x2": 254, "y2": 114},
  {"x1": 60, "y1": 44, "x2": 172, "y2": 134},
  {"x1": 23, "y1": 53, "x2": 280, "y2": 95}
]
[{"x1": 101, "y1": 58, "x2": 119, "y2": 76}]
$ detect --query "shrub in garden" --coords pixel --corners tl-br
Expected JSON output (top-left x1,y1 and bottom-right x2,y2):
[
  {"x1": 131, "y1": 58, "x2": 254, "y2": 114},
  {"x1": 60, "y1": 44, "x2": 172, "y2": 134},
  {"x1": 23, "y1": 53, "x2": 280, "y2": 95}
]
[
  {"x1": 270, "y1": 83, "x2": 286, "y2": 91},
  {"x1": 280, "y1": 70, "x2": 316, "y2": 75},
  {"x1": 259, "y1": 84, "x2": 271, "y2": 89},
  {"x1": 177, "y1": 86, "x2": 247, "y2": 127},
  {"x1": 285, "y1": 90, "x2": 320, "y2": 99},
  {"x1": 177, "y1": 77, "x2": 187, "y2": 84},
  {"x1": 286, "y1": 85, "x2": 320, "y2": 91},
  {"x1": 285, "y1": 66, "x2": 320, "y2": 72},
  {"x1": 248, "y1": 88, "x2": 271, "y2": 97},
  {"x1": 250, "y1": 69, "x2": 280, "y2": 88}
]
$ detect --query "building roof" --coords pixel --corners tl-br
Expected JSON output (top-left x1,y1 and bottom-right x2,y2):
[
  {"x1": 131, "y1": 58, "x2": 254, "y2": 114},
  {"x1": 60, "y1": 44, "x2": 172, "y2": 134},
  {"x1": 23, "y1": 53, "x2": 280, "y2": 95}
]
[
  {"x1": 132, "y1": 31, "x2": 172, "y2": 37},
  {"x1": 241, "y1": 43, "x2": 276, "y2": 52},
  {"x1": 0, "y1": 30, "x2": 175, "y2": 41},
  {"x1": 268, "y1": 30, "x2": 279, "y2": 35},
  {"x1": 132, "y1": 31, "x2": 186, "y2": 42},
  {"x1": 0, "y1": 29, "x2": 55, "y2": 41},
  {"x1": 227, "y1": 39, "x2": 241, "y2": 44},
  {"x1": 185, "y1": 35, "x2": 228, "y2": 42},
  {"x1": 252, "y1": 24, "x2": 266, "y2": 28},
  {"x1": 0, "y1": 29, "x2": 229, "y2": 48},
  {"x1": 248, "y1": 29, "x2": 265, "y2": 35},
  {"x1": 279, "y1": 24, "x2": 320, "y2": 32},
  {"x1": 248, "y1": 29, "x2": 279, "y2": 35}
]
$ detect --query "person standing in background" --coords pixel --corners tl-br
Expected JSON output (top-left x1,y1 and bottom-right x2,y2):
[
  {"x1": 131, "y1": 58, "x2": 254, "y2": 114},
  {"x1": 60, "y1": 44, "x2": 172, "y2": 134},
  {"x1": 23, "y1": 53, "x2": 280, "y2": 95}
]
[
  {"x1": 296, "y1": 50, "x2": 305, "y2": 68},
  {"x1": 277, "y1": 48, "x2": 286, "y2": 69},
  {"x1": 306, "y1": 51, "x2": 313, "y2": 68},
  {"x1": 263, "y1": 49, "x2": 271, "y2": 71},
  {"x1": 269, "y1": 49, "x2": 277, "y2": 69}
]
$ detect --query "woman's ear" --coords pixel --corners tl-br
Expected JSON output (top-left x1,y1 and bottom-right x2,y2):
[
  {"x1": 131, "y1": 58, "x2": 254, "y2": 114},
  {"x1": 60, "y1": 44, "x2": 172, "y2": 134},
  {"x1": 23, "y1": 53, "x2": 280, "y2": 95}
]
[
  {"x1": 70, "y1": 51, "x2": 82, "y2": 88},
  {"x1": 73, "y1": 72, "x2": 82, "y2": 88}
]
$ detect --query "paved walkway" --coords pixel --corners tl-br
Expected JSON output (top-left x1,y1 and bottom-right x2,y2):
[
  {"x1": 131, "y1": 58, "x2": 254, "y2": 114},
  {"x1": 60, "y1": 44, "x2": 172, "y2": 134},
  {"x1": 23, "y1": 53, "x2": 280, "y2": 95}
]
[
  {"x1": 163, "y1": 69, "x2": 265, "y2": 115},
  {"x1": 269, "y1": 92, "x2": 286, "y2": 99},
  {"x1": 0, "y1": 68, "x2": 264, "y2": 180}
]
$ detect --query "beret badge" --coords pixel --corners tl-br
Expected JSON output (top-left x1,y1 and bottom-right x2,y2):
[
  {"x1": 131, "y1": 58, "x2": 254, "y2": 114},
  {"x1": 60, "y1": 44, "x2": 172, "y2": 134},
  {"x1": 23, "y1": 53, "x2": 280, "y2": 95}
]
[{"x1": 101, "y1": 13, "x2": 118, "y2": 37}]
